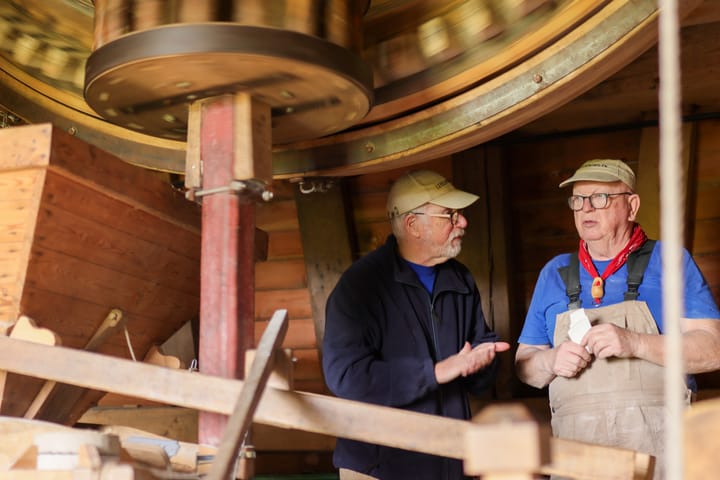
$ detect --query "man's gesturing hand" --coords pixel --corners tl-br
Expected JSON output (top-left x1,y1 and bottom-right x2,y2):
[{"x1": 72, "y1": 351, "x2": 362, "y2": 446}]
[{"x1": 435, "y1": 341, "x2": 511, "y2": 384}]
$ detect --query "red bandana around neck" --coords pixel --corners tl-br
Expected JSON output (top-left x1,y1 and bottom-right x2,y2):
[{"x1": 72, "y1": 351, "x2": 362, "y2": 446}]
[{"x1": 578, "y1": 224, "x2": 648, "y2": 304}]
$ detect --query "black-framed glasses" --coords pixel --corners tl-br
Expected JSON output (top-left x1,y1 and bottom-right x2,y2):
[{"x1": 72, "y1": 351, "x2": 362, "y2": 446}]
[
  {"x1": 568, "y1": 192, "x2": 632, "y2": 211},
  {"x1": 410, "y1": 209, "x2": 463, "y2": 226}
]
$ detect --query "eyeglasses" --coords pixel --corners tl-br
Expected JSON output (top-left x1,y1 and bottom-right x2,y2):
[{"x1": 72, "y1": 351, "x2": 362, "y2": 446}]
[
  {"x1": 409, "y1": 209, "x2": 463, "y2": 226},
  {"x1": 567, "y1": 192, "x2": 632, "y2": 211}
]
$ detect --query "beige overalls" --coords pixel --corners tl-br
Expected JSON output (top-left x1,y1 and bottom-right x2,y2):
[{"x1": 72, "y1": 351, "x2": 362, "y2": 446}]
[{"x1": 550, "y1": 300, "x2": 690, "y2": 480}]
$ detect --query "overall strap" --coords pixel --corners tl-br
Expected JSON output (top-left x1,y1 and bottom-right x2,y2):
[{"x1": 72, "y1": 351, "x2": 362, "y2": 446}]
[
  {"x1": 558, "y1": 239, "x2": 656, "y2": 308},
  {"x1": 558, "y1": 252, "x2": 582, "y2": 310},
  {"x1": 624, "y1": 239, "x2": 657, "y2": 301}
]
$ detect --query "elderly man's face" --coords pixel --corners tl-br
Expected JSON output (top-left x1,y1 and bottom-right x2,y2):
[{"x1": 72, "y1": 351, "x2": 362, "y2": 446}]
[
  {"x1": 571, "y1": 180, "x2": 637, "y2": 243},
  {"x1": 414, "y1": 204, "x2": 468, "y2": 264}
]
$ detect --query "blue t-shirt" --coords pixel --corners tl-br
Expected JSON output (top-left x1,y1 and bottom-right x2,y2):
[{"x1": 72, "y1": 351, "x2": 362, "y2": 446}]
[
  {"x1": 519, "y1": 241, "x2": 720, "y2": 347},
  {"x1": 406, "y1": 260, "x2": 437, "y2": 294}
]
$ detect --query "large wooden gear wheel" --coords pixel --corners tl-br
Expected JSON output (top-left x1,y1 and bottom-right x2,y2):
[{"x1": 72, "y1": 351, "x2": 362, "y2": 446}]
[{"x1": 0, "y1": 0, "x2": 706, "y2": 176}]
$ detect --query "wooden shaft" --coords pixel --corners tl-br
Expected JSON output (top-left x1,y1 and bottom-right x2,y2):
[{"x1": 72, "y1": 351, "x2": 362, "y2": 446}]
[{"x1": 193, "y1": 93, "x2": 263, "y2": 446}]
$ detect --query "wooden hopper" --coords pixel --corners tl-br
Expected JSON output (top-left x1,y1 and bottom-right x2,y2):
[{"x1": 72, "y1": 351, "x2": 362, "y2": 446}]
[{"x1": 0, "y1": 123, "x2": 202, "y2": 425}]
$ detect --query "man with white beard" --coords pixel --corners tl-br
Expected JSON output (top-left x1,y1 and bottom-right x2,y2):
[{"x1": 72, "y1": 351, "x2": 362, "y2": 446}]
[{"x1": 323, "y1": 169, "x2": 510, "y2": 480}]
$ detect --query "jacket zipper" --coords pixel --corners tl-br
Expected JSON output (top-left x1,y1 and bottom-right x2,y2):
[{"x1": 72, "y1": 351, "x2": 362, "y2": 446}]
[{"x1": 430, "y1": 295, "x2": 450, "y2": 480}]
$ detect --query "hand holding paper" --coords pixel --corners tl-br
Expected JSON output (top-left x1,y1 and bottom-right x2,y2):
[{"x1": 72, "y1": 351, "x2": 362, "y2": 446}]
[{"x1": 568, "y1": 309, "x2": 592, "y2": 345}]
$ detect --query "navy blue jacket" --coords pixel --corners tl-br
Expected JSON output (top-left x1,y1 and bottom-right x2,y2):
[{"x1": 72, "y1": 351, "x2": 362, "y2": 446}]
[{"x1": 322, "y1": 235, "x2": 499, "y2": 480}]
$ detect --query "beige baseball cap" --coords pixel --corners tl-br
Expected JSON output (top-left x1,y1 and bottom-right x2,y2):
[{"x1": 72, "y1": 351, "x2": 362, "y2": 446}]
[
  {"x1": 386, "y1": 170, "x2": 479, "y2": 219},
  {"x1": 558, "y1": 159, "x2": 636, "y2": 190}
]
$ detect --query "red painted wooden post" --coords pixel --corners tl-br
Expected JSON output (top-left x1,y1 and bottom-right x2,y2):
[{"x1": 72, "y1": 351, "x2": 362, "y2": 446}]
[{"x1": 196, "y1": 95, "x2": 257, "y2": 447}]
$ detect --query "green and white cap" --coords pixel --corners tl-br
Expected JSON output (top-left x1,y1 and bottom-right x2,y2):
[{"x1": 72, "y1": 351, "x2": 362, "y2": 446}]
[{"x1": 559, "y1": 159, "x2": 636, "y2": 190}]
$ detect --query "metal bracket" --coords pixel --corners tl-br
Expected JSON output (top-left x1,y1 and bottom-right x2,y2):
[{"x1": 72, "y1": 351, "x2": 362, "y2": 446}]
[
  {"x1": 185, "y1": 179, "x2": 274, "y2": 202},
  {"x1": 290, "y1": 177, "x2": 337, "y2": 194}
]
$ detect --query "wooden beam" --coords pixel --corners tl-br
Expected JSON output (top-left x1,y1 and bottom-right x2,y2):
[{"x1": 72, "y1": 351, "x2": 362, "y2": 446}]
[
  {"x1": 542, "y1": 437, "x2": 654, "y2": 480},
  {"x1": 294, "y1": 178, "x2": 355, "y2": 350},
  {"x1": 453, "y1": 146, "x2": 516, "y2": 399},
  {"x1": 190, "y1": 93, "x2": 268, "y2": 446},
  {"x1": 0, "y1": 335, "x2": 481, "y2": 460},
  {"x1": 684, "y1": 397, "x2": 720, "y2": 480},
  {"x1": 464, "y1": 404, "x2": 549, "y2": 477},
  {"x1": 636, "y1": 123, "x2": 696, "y2": 242},
  {"x1": 25, "y1": 309, "x2": 124, "y2": 419},
  {"x1": 206, "y1": 309, "x2": 288, "y2": 480},
  {"x1": 78, "y1": 407, "x2": 198, "y2": 443},
  {"x1": 0, "y1": 335, "x2": 653, "y2": 479},
  {"x1": 0, "y1": 317, "x2": 60, "y2": 413}
]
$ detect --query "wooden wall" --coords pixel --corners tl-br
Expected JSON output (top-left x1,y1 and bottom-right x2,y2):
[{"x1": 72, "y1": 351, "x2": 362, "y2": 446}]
[
  {"x1": 255, "y1": 116, "x2": 720, "y2": 402},
  {"x1": 254, "y1": 181, "x2": 318, "y2": 392}
]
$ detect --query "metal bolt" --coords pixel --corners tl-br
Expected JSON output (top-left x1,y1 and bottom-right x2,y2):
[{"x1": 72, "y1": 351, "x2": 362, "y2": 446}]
[
  {"x1": 365, "y1": 142, "x2": 375, "y2": 153},
  {"x1": 533, "y1": 73, "x2": 543, "y2": 83}
]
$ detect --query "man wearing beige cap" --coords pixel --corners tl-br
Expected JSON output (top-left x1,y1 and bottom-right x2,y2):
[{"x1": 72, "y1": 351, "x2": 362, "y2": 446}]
[
  {"x1": 515, "y1": 159, "x2": 720, "y2": 479},
  {"x1": 323, "y1": 169, "x2": 509, "y2": 480}
]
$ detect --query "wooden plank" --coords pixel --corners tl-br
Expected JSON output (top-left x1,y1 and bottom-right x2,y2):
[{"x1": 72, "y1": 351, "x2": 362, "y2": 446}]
[
  {"x1": 290, "y1": 348, "x2": 322, "y2": 381},
  {"x1": 25, "y1": 309, "x2": 125, "y2": 420},
  {"x1": 254, "y1": 317, "x2": 317, "y2": 349},
  {"x1": 266, "y1": 230, "x2": 304, "y2": 259},
  {"x1": 0, "y1": 317, "x2": 60, "y2": 414},
  {"x1": 251, "y1": 424, "x2": 336, "y2": 451},
  {"x1": 0, "y1": 124, "x2": 52, "y2": 170},
  {"x1": 636, "y1": 124, "x2": 696, "y2": 242},
  {"x1": 232, "y1": 93, "x2": 272, "y2": 184},
  {"x1": 79, "y1": 407, "x2": 198, "y2": 443},
  {"x1": 464, "y1": 404, "x2": 549, "y2": 477},
  {"x1": 351, "y1": 190, "x2": 390, "y2": 223},
  {"x1": 0, "y1": 336, "x2": 653, "y2": 478},
  {"x1": 0, "y1": 335, "x2": 473, "y2": 460},
  {"x1": 453, "y1": 146, "x2": 516, "y2": 399},
  {"x1": 256, "y1": 200, "x2": 300, "y2": 231},
  {"x1": 541, "y1": 437, "x2": 654, "y2": 480},
  {"x1": 41, "y1": 173, "x2": 200, "y2": 261},
  {"x1": 255, "y1": 259, "x2": 307, "y2": 290},
  {"x1": 4, "y1": 466, "x2": 136, "y2": 479},
  {"x1": 32, "y1": 202, "x2": 199, "y2": 294},
  {"x1": 684, "y1": 397, "x2": 720, "y2": 480},
  {"x1": 46, "y1": 127, "x2": 200, "y2": 230},
  {"x1": 255, "y1": 289, "x2": 312, "y2": 319},
  {"x1": 206, "y1": 309, "x2": 288, "y2": 480},
  {"x1": 295, "y1": 178, "x2": 355, "y2": 349},
  {"x1": 23, "y1": 249, "x2": 199, "y2": 324},
  {"x1": 100, "y1": 424, "x2": 200, "y2": 473},
  {"x1": 0, "y1": 167, "x2": 46, "y2": 334},
  {"x1": 0, "y1": 416, "x2": 76, "y2": 471}
]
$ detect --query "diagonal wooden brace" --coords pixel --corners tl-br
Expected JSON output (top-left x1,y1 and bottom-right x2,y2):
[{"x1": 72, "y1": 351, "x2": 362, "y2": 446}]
[{"x1": 206, "y1": 309, "x2": 288, "y2": 480}]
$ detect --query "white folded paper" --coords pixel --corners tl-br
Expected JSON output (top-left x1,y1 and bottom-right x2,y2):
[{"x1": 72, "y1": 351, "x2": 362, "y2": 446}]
[{"x1": 568, "y1": 309, "x2": 592, "y2": 344}]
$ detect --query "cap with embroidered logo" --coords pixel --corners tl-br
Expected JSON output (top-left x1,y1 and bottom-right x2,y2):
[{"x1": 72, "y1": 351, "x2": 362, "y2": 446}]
[
  {"x1": 386, "y1": 170, "x2": 479, "y2": 219},
  {"x1": 559, "y1": 159, "x2": 636, "y2": 190}
]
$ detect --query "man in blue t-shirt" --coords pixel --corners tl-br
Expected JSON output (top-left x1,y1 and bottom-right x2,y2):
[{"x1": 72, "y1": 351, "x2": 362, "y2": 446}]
[{"x1": 515, "y1": 159, "x2": 720, "y2": 479}]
